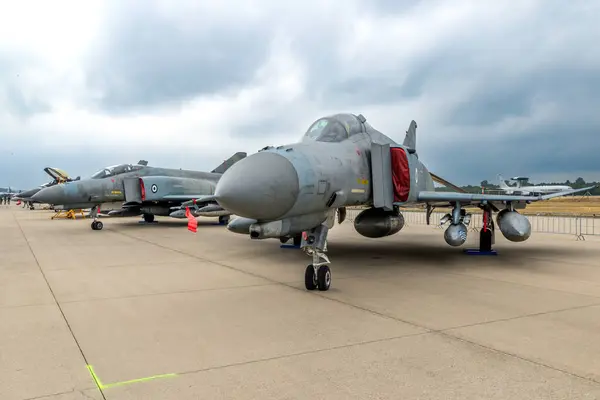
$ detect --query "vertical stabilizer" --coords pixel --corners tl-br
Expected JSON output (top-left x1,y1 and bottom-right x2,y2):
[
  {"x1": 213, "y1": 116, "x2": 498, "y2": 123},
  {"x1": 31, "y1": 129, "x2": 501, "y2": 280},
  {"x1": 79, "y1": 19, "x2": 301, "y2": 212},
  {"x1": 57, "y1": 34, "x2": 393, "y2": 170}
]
[
  {"x1": 211, "y1": 152, "x2": 247, "y2": 174},
  {"x1": 402, "y1": 120, "x2": 417, "y2": 150},
  {"x1": 497, "y1": 174, "x2": 512, "y2": 191}
]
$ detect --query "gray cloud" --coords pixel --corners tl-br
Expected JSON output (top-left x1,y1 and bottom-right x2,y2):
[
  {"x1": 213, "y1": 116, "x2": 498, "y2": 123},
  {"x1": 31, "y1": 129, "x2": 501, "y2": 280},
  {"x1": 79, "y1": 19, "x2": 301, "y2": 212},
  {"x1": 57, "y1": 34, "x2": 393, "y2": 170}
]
[
  {"x1": 0, "y1": 54, "x2": 52, "y2": 118},
  {"x1": 425, "y1": 120, "x2": 600, "y2": 186},
  {"x1": 445, "y1": 67, "x2": 600, "y2": 127},
  {"x1": 2, "y1": 0, "x2": 600, "y2": 189},
  {"x1": 83, "y1": 2, "x2": 272, "y2": 114},
  {"x1": 3, "y1": 83, "x2": 51, "y2": 117}
]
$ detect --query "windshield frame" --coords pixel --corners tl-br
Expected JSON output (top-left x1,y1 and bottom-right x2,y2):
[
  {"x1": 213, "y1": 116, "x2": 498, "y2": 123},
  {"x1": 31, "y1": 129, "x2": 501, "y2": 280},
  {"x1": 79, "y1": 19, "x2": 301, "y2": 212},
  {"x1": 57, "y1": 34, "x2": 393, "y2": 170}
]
[
  {"x1": 302, "y1": 117, "x2": 349, "y2": 143},
  {"x1": 302, "y1": 114, "x2": 366, "y2": 143},
  {"x1": 90, "y1": 164, "x2": 142, "y2": 179}
]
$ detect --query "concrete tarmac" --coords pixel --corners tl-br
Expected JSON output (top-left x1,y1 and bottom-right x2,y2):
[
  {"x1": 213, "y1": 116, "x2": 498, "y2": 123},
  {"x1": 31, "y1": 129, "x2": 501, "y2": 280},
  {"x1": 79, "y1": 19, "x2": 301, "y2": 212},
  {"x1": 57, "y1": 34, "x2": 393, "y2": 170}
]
[{"x1": 2, "y1": 206, "x2": 600, "y2": 400}]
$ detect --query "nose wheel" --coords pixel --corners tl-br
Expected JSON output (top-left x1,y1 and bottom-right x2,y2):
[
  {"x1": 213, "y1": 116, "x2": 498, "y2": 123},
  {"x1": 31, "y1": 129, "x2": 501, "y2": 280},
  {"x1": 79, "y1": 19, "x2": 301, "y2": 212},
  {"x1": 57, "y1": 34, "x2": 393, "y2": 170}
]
[
  {"x1": 91, "y1": 221, "x2": 103, "y2": 230},
  {"x1": 89, "y1": 205, "x2": 102, "y2": 231}
]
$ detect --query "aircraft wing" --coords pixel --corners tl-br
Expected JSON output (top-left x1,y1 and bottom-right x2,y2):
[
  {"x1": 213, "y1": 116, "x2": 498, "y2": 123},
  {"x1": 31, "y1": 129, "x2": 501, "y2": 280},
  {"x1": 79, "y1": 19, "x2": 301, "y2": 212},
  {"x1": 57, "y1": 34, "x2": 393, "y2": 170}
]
[
  {"x1": 179, "y1": 195, "x2": 216, "y2": 207},
  {"x1": 413, "y1": 185, "x2": 596, "y2": 209},
  {"x1": 169, "y1": 195, "x2": 225, "y2": 218},
  {"x1": 163, "y1": 195, "x2": 216, "y2": 204}
]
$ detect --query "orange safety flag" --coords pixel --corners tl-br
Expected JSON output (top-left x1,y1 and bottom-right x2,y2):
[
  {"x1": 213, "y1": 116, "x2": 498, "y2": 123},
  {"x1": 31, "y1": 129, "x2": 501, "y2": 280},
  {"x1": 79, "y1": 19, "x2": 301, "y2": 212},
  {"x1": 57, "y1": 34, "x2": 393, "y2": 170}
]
[{"x1": 185, "y1": 207, "x2": 197, "y2": 233}]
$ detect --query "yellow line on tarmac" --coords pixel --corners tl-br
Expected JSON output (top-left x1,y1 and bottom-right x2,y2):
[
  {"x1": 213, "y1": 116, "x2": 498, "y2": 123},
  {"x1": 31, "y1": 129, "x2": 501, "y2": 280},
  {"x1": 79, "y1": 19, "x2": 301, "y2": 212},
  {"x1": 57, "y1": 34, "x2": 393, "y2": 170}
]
[{"x1": 87, "y1": 365, "x2": 177, "y2": 390}]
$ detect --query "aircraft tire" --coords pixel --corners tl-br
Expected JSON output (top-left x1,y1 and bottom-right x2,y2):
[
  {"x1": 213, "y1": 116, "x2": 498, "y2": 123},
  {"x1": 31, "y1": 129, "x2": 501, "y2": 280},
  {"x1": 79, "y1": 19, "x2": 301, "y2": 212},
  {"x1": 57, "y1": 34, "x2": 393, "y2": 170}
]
[
  {"x1": 143, "y1": 214, "x2": 155, "y2": 223},
  {"x1": 218, "y1": 215, "x2": 230, "y2": 225},
  {"x1": 96, "y1": 221, "x2": 103, "y2": 230},
  {"x1": 305, "y1": 265, "x2": 317, "y2": 290},
  {"x1": 91, "y1": 221, "x2": 97, "y2": 230},
  {"x1": 317, "y1": 265, "x2": 331, "y2": 291}
]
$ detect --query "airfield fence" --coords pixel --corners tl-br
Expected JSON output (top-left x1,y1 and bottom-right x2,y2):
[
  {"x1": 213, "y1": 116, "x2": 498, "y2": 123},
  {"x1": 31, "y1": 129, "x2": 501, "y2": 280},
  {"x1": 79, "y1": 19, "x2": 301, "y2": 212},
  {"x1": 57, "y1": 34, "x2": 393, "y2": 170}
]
[{"x1": 343, "y1": 208, "x2": 599, "y2": 240}]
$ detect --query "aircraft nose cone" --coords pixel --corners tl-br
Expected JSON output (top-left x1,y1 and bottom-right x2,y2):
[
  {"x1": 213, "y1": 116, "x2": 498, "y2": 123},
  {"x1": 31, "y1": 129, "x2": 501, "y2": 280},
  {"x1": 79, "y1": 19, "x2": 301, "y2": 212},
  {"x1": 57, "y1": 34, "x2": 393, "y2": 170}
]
[
  {"x1": 17, "y1": 188, "x2": 40, "y2": 200},
  {"x1": 215, "y1": 152, "x2": 299, "y2": 220},
  {"x1": 31, "y1": 185, "x2": 65, "y2": 205}
]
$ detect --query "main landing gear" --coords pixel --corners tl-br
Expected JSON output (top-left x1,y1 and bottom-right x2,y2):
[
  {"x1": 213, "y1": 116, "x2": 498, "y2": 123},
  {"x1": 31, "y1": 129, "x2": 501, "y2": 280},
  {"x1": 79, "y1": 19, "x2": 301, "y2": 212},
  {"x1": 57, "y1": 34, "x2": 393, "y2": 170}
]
[
  {"x1": 218, "y1": 215, "x2": 230, "y2": 225},
  {"x1": 143, "y1": 213, "x2": 155, "y2": 223},
  {"x1": 90, "y1": 205, "x2": 103, "y2": 230},
  {"x1": 301, "y1": 224, "x2": 331, "y2": 291}
]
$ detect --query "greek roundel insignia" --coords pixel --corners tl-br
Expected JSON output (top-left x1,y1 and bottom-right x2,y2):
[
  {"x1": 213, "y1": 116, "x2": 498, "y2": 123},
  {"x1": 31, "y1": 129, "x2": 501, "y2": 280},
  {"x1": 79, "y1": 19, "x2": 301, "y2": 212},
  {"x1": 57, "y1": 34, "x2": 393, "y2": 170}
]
[{"x1": 151, "y1": 184, "x2": 158, "y2": 193}]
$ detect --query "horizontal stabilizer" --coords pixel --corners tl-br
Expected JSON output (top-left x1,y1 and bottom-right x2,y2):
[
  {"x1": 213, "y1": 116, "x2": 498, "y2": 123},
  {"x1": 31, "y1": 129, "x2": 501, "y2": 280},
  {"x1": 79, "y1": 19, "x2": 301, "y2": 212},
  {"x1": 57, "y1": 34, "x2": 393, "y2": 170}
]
[
  {"x1": 430, "y1": 172, "x2": 467, "y2": 193},
  {"x1": 137, "y1": 160, "x2": 148, "y2": 166}
]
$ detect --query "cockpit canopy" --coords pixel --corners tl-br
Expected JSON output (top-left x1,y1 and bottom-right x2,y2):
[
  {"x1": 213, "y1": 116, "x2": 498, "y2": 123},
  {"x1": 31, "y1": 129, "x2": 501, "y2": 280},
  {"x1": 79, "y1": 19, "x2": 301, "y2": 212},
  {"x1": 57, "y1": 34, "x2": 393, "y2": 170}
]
[
  {"x1": 91, "y1": 164, "x2": 144, "y2": 179},
  {"x1": 302, "y1": 113, "x2": 366, "y2": 143}
]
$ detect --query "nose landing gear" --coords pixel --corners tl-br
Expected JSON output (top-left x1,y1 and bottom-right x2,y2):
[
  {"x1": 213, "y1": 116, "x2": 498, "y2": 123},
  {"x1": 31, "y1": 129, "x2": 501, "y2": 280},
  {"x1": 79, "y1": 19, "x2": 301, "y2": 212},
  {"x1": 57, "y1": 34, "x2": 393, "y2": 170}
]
[
  {"x1": 89, "y1": 205, "x2": 103, "y2": 230},
  {"x1": 301, "y1": 224, "x2": 331, "y2": 291}
]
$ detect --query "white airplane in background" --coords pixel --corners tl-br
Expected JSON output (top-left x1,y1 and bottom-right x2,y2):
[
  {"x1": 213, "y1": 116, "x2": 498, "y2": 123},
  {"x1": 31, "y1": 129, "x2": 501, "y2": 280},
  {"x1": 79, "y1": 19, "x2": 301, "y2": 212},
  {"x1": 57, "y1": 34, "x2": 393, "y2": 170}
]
[{"x1": 497, "y1": 174, "x2": 572, "y2": 195}]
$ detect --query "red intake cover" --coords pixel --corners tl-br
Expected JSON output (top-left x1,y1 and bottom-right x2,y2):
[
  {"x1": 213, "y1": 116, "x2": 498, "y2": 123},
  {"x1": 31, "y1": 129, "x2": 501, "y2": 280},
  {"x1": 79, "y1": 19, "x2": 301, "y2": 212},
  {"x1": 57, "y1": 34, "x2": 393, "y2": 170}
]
[{"x1": 390, "y1": 147, "x2": 410, "y2": 203}]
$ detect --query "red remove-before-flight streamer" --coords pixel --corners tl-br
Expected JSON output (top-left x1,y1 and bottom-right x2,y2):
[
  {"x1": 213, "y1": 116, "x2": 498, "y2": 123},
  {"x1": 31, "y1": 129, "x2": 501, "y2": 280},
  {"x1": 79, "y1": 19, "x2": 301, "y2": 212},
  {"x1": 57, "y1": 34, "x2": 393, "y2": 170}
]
[{"x1": 185, "y1": 207, "x2": 197, "y2": 233}]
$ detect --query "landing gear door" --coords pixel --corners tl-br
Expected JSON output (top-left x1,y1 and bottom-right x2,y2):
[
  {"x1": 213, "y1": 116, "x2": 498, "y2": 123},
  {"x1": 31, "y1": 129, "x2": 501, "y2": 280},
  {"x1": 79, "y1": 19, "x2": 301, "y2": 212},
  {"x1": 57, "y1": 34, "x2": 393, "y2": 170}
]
[{"x1": 371, "y1": 142, "x2": 394, "y2": 211}]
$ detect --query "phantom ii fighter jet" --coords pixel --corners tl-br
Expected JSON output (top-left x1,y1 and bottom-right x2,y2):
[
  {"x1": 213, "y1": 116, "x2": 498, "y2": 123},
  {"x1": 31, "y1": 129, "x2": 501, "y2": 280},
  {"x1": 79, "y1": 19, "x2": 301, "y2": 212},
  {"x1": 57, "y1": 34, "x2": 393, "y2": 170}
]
[
  {"x1": 185, "y1": 113, "x2": 595, "y2": 292},
  {"x1": 32, "y1": 153, "x2": 246, "y2": 230},
  {"x1": 13, "y1": 167, "x2": 79, "y2": 209}
]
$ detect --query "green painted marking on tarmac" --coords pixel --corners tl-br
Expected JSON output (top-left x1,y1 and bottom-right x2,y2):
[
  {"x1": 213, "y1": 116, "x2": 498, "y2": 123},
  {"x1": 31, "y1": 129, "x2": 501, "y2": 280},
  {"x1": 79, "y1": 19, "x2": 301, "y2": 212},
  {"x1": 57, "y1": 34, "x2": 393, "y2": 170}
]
[{"x1": 87, "y1": 365, "x2": 177, "y2": 390}]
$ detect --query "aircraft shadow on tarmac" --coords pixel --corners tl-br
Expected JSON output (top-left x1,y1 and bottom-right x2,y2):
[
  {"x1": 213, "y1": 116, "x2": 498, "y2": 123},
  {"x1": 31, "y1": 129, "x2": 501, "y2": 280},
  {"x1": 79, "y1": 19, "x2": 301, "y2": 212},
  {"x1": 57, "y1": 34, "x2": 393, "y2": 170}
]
[
  {"x1": 108, "y1": 218, "x2": 584, "y2": 276},
  {"x1": 309, "y1": 240, "x2": 583, "y2": 273}
]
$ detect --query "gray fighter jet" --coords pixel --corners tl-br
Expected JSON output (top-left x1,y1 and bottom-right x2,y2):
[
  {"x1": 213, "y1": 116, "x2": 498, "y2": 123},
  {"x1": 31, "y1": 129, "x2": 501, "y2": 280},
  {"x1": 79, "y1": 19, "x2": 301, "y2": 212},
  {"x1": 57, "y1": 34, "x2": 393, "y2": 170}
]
[
  {"x1": 186, "y1": 113, "x2": 595, "y2": 291},
  {"x1": 13, "y1": 167, "x2": 79, "y2": 209},
  {"x1": 32, "y1": 153, "x2": 246, "y2": 230}
]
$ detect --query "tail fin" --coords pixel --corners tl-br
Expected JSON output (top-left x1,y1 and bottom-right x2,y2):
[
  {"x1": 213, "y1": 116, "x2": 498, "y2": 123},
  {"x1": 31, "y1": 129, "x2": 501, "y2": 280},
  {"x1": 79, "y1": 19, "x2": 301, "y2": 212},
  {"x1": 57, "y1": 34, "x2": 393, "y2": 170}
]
[
  {"x1": 402, "y1": 120, "x2": 417, "y2": 150},
  {"x1": 497, "y1": 174, "x2": 511, "y2": 190},
  {"x1": 211, "y1": 152, "x2": 247, "y2": 174}
]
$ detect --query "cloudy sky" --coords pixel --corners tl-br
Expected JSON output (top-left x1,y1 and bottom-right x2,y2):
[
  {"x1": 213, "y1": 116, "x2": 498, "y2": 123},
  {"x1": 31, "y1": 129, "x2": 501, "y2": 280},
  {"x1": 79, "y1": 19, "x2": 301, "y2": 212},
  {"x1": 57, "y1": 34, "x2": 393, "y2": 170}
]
[{"x1": 1, "y1": 0, "x2": 599, "y2": 189}]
